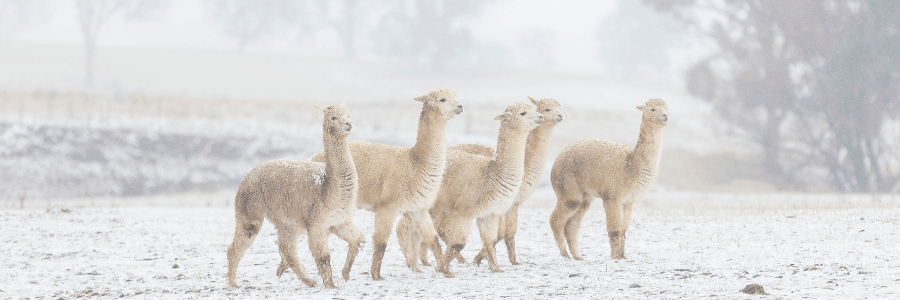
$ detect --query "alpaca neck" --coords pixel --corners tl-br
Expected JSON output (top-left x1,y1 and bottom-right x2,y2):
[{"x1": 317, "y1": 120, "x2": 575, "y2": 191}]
[
  {"x1": 629, "y1": 121, "x2": 664, "y2": 173},
  {"x1": 411, "y1": 110, "x2": 448, "y2": 162},
  {"x1": 523, "y1": 123, "x2": 557, "y2": 172},
  {"x1": 491, "y1": 126, "x2": 530, "y2": 177},
  {"x1": 323, "y1": 130, "x2": 355, "y2": 204}
]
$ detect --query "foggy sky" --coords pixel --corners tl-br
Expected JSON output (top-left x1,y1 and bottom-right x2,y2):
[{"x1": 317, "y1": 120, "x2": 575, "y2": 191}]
[{"x1": 7, "y1": 0, "x2": 619, "y2": 75}]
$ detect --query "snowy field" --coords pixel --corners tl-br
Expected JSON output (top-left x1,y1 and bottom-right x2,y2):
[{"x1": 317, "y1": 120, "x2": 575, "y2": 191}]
[{"x1": 3, "y1": 193, "x2": 900, "y2": 299}]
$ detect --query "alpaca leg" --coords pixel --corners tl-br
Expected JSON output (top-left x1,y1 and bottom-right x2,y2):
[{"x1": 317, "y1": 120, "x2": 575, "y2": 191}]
[
  {"x1": 474, "y1": 213, "x2": 506, "y2": 266},
  {"x1": 476, "y1": 215, "x2": 503, "y2": 272},
  {"x1": 330, "y1": 221, "x2": 365, "y2": 281},
  {"x1": 308, "y1": 226, "x2": 336, "y2": 288},
  {"x1": 549, "y1": 198, "x2": 579, "y2": 258},
  {"x1": 418, "y1": 238, "x2": 431, "y2": 267},
  {"x1": 503, "y1": 205, "x2": 521, "y2": 265},
  {"x1": 454, "y1": 250, "x2": 468, "y2": 264},
  {"x1": 410, "y1": 209, "x2": 448, "y2": 272},
  {"x1": 422, "y1": 211, "x2": 448, "y2": 267},
  {"x1": 407, "y1": 230, "x2": 423, "y2": 272},
  {"x1": 437, "y1": 216, "x2": 470, "y2": 278},
  {"x1": 471, "y1": 218, "x2": 490, "y2": 267},
  {"x1": 275, "y1": 227, "x2": 307, "y2": 278},
  {"x1": 602, "y1": 200, "x2": 626, "y2": 260},
  {"x1": 276, "y1": 224, "x2": 317, "y2": 287},
  {"x1": 395, "y1": 214, "x2": 422, "y2": 272},
  {"x1": 370, "y1": 210, "x2": 398, "y2": 281},
  {"x1": 226, "y1": 218, "x2": 262, "y2": 288},
  {"x1": 473, "y1": 248, "x2": 487, "y2": 266},
  {"x1": 564, "y1": 203, "x2": 590, "y2": 261},
  {"x1": 619, "y1": 202, "x2": 634, "y2": 258}
]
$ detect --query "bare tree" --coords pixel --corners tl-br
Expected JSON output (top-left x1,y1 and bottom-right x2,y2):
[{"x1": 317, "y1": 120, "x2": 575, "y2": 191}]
[
  {"x1": 307, "y1": 0, "x2": 379, "y2": 59},
  {"x1": 374, "y1": 0, "x2": 489, "y2": 70},
  {"x1": 207, "y1": 0, "x2": 308, "y2": 54},
  {"x1": 795, "y1": 1, "x2": 900, "y2": 192},
  {"x1": 596, "y1": 0, "x2": 686, "y2": 82},
  {"x1": 76, "y1": 0, "x2": 168, "y2": 87},
  {"x1": 651, "y1": 0, "x2": 900, "y2": 192},
  {"x1": 0, "y1": 0, "x2": 54, "y2": 42}
]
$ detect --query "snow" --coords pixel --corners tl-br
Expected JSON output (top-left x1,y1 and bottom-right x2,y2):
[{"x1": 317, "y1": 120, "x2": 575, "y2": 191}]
[
  {"x1": 3, "y1": 194, "x2": 899, "y2": 299},
  {"x1": 313, "y1": 167, "x2": 326, "y2": 186}
]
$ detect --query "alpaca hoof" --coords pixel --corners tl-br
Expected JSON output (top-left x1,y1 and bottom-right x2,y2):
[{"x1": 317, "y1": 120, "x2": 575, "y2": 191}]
[
  {"x1": 443, "y1": 271, "x2": 455, "y2": 278},
  {"x1": 302, "y1": 278, "x2": 317, "y2": 287},
  {"x1": 421, "y1": 261, "x2": 431, "y2": 266},
  {"x1": 276, "y1": 266, "x2": 287, "y2": 277},
  {"x1": 342, "y1": 269, "x2": 351, "y2": 281},
  {"x1": 573, "y1": 255, "x2": 585, "y2": 261},
  {"x1": 456, "y1": 258, "x2": 467, "y2": 264},
  {"x1": 490, "y1": 268, "x2": 504, "y2": 273},
  {"x1": 560, "y1": 252, "x2": 571, "y2": 259},
  {"x1": 510, "y1": 260, "x2": 522, "y2": 265},
  {"x1": 324, "y1": 283, "x2": 337, "y2": 289},
  {"x1": 227, "y1": 282, "x2": 240, "y2": 288},
  {"x1": 611, "y1": 255, "x2": 626, "y2": 260},
  {"x1": 372, "y1": 275, "x2": 385, "y2": 281}
]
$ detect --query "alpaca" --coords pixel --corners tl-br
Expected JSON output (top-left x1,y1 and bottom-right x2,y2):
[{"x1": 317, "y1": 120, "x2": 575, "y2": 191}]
[
  {"x1": 451, "y1": 96, "x2": 563, "y2": 266},
  {"x1": 308, "y1": 89, "x2": 463, "y2": 280},
  {"x1": 397, "y1": 103, "x2": 544, "y2": 276},
  {"x1": 548, "y1": 98, "x2": 668, "y2": 260},
  {"x1": 226, "y1": 104, "x2": 363, "y2": 289}
]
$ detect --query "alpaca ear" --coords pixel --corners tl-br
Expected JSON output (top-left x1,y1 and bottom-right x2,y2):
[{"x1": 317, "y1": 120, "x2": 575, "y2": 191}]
[
  {"x1": 339, "y1": 102, "x2": 346, "y2": 108},
  {"x1": 413, "y1": 95, "x2": 428, "y2": 102},
  {"x1": 636, "y1": 105, "x2": 645, "y2": 111},
  {"x1": 528, "y1": 96, "x2": 540, "y2": 106},
  {"x1": 313, "y1": 104, "x2": 327, "y2": 113},
  {"x1": 493, "y1": 112, "x2": 510, "y2": 121}
]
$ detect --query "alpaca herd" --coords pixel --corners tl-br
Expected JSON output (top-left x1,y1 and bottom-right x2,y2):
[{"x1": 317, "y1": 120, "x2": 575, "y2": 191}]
[{"x1": 226, "y1": 89, "x2": 668, "y2": 288}]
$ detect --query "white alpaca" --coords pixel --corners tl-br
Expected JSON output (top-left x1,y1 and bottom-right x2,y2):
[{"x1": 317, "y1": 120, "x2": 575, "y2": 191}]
[
  {"x1": 450, "y1": 96, "x2": 563, "y2": 266},
  {"x1": 308, "y1": 89, "x2": 463, "y2": 280},
  {"x1": 226, "y1": 104, "x2": 363, "y2": 289},
  {"x1": 397, "y1": 103, "x2": 544, "y2": 276},
  {"x1": 549, "y1": 98, "x2": 668, "y2": 260}
]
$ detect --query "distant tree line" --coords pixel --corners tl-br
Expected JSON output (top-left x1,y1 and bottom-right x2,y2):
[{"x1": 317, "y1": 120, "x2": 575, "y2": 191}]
[
  {"x1": 647, "y1": 0, "x2": 900, "y2": 193},
  {"x1": 207, "y1": 0, "x2": 490, "y2": 70},
  {"x1": 0, "y1": 0, "x2": 494, "y2": 86}
]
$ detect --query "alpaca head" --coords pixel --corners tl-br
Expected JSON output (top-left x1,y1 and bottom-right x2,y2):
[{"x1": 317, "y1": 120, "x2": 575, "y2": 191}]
[
  {"x1": 528, "y1": 96, "x2": 563, "y2": 125},
  {"x1": 637, "y1": 98, "x2": 668, "y2": 127},
  {"x1": 314, "y1": 103, "x2": 352, "y2": 136},
  {"x1": 494, "y1": 103, "x2": 544, "y2": 132},
  {"x1": 413, "y1": 89, "x2": 464, "y2": 120}
]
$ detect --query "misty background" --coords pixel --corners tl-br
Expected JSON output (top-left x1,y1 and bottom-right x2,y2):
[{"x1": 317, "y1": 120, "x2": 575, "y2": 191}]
[{"x1": 1, "y1": 0, "x2": 898, "y2": 205}]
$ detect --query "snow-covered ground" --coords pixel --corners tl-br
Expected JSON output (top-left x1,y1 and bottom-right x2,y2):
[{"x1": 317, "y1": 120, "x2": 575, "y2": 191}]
[{"x1": 3, "y1": 195, "x2": 899, "y2": 299}]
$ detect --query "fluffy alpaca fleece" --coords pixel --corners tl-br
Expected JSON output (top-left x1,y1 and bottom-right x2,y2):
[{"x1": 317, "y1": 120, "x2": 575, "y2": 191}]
[
  {"x1": 396, "y1": 103, "x2": 544, "y2": 277},
  {"x1": 450, "y1": 96, "x2": 563, "y2": 267},
  {"x1": 226, "y1": 104, "x2": 362, "y2": 289},
  {"x1": 309, "y1": 89, "x2": 463, "y2": 280},
  {"x1": 549, "y1": 98, "x2": 668, "y2": 260}
]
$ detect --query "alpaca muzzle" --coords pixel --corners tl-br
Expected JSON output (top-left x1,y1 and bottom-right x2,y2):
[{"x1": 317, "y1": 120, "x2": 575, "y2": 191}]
[
  {"x1": 343, "y1": 122, "x2": 353, "y2": 133},
  {"x1": 454, "y1": 105, "x2": 464, "y2": 115},
  {"x1": 554, "y1": 115, "x2": 563, "y2": 123}
]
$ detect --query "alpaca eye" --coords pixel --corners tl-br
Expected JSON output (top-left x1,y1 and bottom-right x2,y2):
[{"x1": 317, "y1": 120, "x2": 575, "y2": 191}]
[
  {"x1": 439, "y1": 98, "x2": 446, "y2": 102},
  {"x1": 651, "y1": 108, "x2": 655, "y2": 111},
  {"x1": 544, "y1": 109, "x2": 550, "y2": 112},
  {"x1": 331, "y1": 117, "x2": 336, "y2": 120},
  {"x1": 520, "y1": 112, "x2": 526, "y2": 116}
]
